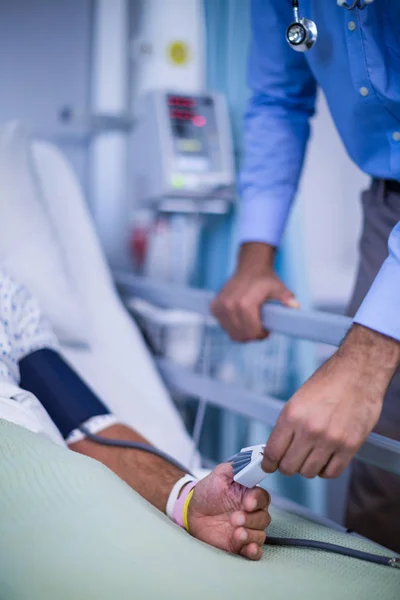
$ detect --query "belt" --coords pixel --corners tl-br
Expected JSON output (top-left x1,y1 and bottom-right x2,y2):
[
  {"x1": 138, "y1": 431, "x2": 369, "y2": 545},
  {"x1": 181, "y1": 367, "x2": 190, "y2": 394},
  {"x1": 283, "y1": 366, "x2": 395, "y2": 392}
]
[{"x1": 383, "y1": 179, "x2": 400, "y2": 194}]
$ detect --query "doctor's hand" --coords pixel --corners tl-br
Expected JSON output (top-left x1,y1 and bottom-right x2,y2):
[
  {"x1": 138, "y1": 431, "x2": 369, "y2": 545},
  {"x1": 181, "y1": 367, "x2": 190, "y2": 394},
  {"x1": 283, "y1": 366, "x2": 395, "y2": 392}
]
[
  {"x1": 188, "y1": 463, "x2": 271, "y2": 561},
  {"x1": 262, "y1": 325, "x2": 400, "y2": 479},
  {"x1": 211, "y1": 243, "x2": 299, "y2": 342}
]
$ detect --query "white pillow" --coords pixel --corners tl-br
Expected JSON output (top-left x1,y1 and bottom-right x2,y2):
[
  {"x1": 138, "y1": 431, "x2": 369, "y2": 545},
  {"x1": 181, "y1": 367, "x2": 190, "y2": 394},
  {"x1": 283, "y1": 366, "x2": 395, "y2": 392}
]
[{"x1": 0, "y1": 122, "x2": 89, "y2": 346}]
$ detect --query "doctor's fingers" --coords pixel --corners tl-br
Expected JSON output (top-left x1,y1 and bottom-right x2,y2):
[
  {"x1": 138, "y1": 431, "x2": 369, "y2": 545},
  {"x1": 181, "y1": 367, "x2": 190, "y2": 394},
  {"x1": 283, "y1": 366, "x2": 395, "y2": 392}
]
[
  {"x1": 297, "y1": 444, "x2": 337, "y2": 478},
  {"x1": 318, "y1": 450, "x2": 353, "y2": 479},
  {"x1": 211, "y1": 286, "x2": 267, "y2": 341},
  {"x1": 211, "y1": 296, "x2": 241, "y2": 338},
  {"x1": 262, "y1": 419, "x2": 294, "y2": 473},
  {"x1": 298, "y1": 431, "x2": 356, "y2": 478},
  {"x1": 236, "y1": 302, "x2": 268, "y2": 341},
  {"x1": 277, "y1": 429, "x2": 336, "y2": 477}
]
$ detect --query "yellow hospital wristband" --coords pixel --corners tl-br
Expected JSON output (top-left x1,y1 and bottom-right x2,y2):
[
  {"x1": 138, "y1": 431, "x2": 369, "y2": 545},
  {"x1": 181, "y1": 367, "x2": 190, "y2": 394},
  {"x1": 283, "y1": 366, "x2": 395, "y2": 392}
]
[{"x1": 183, "y1": 488, "x2": 195, "y2": 532}]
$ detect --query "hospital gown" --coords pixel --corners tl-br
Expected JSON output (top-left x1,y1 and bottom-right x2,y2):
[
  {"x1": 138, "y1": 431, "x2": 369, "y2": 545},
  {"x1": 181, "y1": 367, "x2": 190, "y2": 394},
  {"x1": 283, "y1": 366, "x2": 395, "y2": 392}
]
[
  {"x1": 0, "y1": 268, "x2": 67, "y2": 443},
  {"x1": 0, "y1": 268, "x2": 115, "y2": 445}
]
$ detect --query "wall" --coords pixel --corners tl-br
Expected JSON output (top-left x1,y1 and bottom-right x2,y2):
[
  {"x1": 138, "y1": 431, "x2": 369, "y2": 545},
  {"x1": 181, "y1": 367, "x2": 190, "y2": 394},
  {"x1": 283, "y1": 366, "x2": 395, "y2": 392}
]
[
  {"x1": 129, "y1": 0, "x2": 205, "y2": 103},
  {"x1": 89, "y1": 0, "x2": 205, "y2": 268},
  {"x1": 0, "y1": 0, "x2": 366, "y2": 304},
  {"x1": 0, "y1": 0, "x2": 93, "y2": 186},
  {"x1": 89, "y1": 0, "x2": 130, "y2": 267},
  {"x1": 298, "y1": 91, "x2": 369, "y2": 309}
]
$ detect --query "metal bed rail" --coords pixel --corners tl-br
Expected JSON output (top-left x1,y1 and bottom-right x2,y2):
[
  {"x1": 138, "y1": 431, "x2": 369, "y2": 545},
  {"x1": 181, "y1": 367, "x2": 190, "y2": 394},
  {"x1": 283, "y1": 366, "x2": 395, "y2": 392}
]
[{"x1": 115, "y1": 272, "x2": 400, "y2": 477}]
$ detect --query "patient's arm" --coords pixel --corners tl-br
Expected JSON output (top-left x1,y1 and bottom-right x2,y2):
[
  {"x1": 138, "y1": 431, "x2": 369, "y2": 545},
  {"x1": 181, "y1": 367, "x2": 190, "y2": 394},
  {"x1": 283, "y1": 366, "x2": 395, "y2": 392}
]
[
  {"x1": 0, "y1": 270, "x2": 269, "y2": 559},
  {"x1": 69, "y1": 423, "x2": 184, "y2": 512},
  {"x1": 70, "y1": 423, "x2": 271, "y2": 560}
]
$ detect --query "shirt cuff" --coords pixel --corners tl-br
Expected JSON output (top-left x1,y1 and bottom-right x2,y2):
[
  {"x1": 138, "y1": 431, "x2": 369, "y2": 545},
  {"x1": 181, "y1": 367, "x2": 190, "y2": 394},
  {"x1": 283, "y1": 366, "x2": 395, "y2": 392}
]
[
  {"x1": 238, "y1": 194, "x2": 292, "y2": 247},
  {"x1": 354, "y1": 255, "x2": 400, "y2": 341},
  {"x1": 66, "y1": 414, "x2": 119, "y2": 445}
]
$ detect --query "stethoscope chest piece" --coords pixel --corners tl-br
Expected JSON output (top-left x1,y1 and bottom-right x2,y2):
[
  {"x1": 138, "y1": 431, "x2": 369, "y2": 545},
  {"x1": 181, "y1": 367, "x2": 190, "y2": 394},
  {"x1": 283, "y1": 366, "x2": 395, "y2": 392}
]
[
  {"x1": 286, "y1": 17, "x2": 317, "y2": 52},
  {"x1": 286, "y1": 0, "x2": 376, "y2": 53}
]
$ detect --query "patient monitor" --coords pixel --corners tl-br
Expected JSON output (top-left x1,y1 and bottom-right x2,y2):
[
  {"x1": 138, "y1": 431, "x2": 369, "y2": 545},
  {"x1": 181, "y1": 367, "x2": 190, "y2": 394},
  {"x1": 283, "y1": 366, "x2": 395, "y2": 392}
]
[{"x1": 131, "y1": 90, "x2": 235, "y2": 212}]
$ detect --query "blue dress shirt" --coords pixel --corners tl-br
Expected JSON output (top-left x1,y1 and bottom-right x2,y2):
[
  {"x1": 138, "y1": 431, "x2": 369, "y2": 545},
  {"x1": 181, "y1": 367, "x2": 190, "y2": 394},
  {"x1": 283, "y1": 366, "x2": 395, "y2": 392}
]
[{"x1": 240, "y1": 0, "x2": 400, "y2": 340}]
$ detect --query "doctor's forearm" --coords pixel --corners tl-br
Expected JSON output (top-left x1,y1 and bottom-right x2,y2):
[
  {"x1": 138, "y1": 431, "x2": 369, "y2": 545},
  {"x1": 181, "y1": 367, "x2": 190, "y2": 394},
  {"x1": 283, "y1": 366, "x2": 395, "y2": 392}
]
[
  {"x1": 236, "y1": 242, "x2": 276, "y2": 275},
  {"x1": 338, "y1": 324, "x2": 400, "y2": 393},
  {"x1": 69, "y1": 423, "x2": 185, "y2": 512}
]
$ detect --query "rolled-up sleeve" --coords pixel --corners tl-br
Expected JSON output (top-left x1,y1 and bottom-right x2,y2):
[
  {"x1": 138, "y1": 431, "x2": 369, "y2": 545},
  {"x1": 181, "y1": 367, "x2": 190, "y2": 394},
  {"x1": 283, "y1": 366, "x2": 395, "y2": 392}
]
[
  {"x1": 354, "y1": 222, "x2": 400, "y2": 341},
  {"x1": 239, "y1": 0, "x2": 317, "y2": 247}
]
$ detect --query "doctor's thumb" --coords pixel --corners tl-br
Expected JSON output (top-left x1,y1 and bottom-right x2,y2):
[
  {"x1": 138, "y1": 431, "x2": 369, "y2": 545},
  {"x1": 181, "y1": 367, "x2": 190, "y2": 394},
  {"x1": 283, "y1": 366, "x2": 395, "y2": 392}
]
[
  {"x1": 270, "y1": 283, "x2": 300, "y2": 310},
  {"x1": 285, "y1": 296, "x2": 301, "y2": 309}
]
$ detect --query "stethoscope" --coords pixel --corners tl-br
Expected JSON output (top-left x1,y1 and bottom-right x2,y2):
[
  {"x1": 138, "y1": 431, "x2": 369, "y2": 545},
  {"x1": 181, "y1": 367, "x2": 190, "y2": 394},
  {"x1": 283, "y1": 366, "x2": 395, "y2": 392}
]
[{"x1": 286, "y1": 0, "x2": 375, "y2": 52}]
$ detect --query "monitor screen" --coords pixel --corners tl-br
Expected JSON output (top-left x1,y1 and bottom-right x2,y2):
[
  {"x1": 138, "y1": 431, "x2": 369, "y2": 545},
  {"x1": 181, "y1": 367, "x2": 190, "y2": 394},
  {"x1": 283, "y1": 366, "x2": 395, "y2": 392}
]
[{"x1": 166, "y1": 94, "x2": 221, "y2": 172}]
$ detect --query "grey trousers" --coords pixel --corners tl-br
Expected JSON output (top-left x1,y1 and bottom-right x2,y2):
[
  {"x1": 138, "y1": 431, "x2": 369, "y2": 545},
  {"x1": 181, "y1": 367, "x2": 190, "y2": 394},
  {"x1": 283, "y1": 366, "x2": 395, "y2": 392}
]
[{"x1": 345, "y1": 179, "x2": 400, "y2": 553}]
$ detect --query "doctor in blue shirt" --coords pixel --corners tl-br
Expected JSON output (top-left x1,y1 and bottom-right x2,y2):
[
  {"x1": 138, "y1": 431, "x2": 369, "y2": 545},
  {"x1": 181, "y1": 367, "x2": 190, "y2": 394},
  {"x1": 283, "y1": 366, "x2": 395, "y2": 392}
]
[{"x1": 212, "y1": 0, "x2": 400, "y2": 551}]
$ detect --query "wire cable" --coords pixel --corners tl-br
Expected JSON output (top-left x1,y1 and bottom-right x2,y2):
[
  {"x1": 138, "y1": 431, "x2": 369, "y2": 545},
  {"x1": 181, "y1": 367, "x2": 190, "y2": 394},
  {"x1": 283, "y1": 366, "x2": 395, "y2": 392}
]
[
  {"x1": 189, "y1": 313, "x2": 211, "y2": 468},
  {"x1": 79, "y1": 426, "x2": 194, "y2": 475},
  {"x1": 265, "y1": 536, "x2": 400, "y2": 569}
]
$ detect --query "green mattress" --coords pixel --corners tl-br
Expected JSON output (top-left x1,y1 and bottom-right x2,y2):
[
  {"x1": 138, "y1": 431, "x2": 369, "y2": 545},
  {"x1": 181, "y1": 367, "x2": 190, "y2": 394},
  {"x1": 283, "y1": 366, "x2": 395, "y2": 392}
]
[{"x1": 0, "y1": 419, "x2": 398, "y2": 600}]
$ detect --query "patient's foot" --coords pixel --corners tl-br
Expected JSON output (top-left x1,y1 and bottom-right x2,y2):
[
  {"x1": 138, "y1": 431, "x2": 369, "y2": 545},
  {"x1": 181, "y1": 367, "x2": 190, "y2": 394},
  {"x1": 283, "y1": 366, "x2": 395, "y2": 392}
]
[{"x1": 188, "y1": 463, "x2": 271, "y2": 560}]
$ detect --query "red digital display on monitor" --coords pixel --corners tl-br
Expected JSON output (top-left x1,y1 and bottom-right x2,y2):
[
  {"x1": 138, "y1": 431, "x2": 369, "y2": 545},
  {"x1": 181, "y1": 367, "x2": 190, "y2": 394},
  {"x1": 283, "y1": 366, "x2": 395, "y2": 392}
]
[
  {"x1": 168, "y1": 95, "x2": 196, "y2": 108},
  {"x1": 170, "y1": 109, "x2": 193, "y2": 120}
]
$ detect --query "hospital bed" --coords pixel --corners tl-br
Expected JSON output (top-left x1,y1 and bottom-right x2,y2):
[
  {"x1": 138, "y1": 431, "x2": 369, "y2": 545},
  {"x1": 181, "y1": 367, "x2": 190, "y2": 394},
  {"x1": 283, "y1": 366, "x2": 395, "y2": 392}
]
[
  {"x1": 114, "y1": 274, "x2": 400, "y2": 513},
  {"x1": 0, "y1": 122, "x2": 399, "y2": 598},
  {"x1": 0, "y1": 121, "x2": 197, "y2": 464},
  {"x1": 1, "y1": 417, "x2": 398, "y2": 600}
]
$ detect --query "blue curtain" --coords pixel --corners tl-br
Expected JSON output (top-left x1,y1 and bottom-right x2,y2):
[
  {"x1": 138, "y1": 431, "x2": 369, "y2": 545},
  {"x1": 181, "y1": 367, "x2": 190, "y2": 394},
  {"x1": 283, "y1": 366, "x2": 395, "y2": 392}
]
[
  {"x1": 203, "y1": 0, "x2": 251, "y2": 158},
  {"x1": 197, "y1": 0, "x2": 252, "y2": 469},
  {"x1": 198, "y1": 0, "x2": 252, "y2": 292},
  {"x1": 201, "y1": 0, "x2": 324, "y2": 515}
]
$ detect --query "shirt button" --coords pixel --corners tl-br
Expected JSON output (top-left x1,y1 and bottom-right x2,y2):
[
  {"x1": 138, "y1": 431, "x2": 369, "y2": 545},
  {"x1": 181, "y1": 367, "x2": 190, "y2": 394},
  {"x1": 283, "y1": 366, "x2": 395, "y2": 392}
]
[
  {"x1": 392, "y1": 132, "x2": 400, "y2": 142},
  {"x1": 359, "y1": 86, "x2": 369, "y2": 97},
  {"x1": 348, "y1": 21, "x2": 356, "y2": 31}
]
